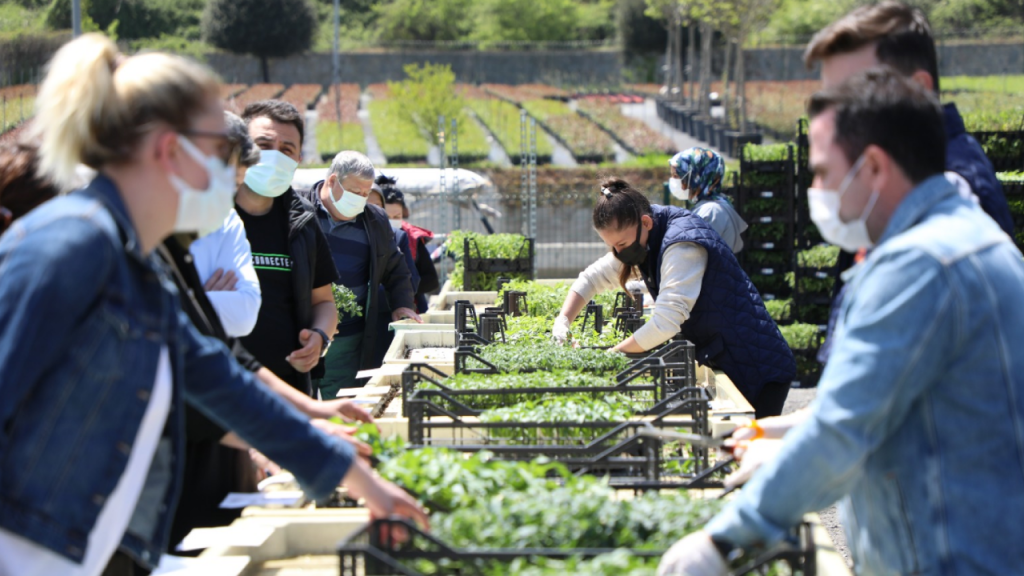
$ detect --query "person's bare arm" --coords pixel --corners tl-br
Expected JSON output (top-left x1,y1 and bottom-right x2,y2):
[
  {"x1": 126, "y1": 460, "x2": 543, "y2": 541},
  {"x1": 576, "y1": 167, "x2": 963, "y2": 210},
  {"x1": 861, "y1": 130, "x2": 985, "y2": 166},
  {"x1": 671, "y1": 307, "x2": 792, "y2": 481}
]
[{"x1": 287, "y1": 285, "x2": 338, "y2": 373}]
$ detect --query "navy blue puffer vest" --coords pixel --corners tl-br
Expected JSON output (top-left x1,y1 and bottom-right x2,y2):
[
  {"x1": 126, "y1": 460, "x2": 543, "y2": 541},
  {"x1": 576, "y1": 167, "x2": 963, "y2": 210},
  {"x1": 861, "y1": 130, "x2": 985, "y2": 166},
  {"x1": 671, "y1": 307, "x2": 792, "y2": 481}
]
[
  {"x1": 944, "y1": 103, "x2": 1014, "y2": 236},
  {"x1": 639, "y1": 205, "x2": 796, "y2": 400}
]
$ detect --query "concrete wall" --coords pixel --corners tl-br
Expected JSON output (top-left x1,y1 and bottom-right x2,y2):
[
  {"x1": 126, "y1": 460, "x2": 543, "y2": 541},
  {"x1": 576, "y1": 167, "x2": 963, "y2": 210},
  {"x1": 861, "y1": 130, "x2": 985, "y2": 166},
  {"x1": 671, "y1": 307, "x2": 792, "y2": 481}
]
[
  {"x1": 203, "y1": 42, "x2": 1022, "y2": 87},
  {"x1": 205, "y1": 50, "x2": 623, "y2": 86},
  {"x1": 664, "y1": 41, "x2": 1024, "y2": 82}
]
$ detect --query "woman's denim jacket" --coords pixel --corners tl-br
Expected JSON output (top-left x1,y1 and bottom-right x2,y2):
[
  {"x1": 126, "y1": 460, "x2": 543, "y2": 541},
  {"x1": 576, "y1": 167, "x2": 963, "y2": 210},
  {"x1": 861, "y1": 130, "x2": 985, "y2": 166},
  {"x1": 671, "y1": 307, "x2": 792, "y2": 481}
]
[
  {"x1": 707, "y1": 175, "x2": 1024, "y2": 575},
  {"x1": 0, "y1": 176, "x2": 353, "y2": 568}
]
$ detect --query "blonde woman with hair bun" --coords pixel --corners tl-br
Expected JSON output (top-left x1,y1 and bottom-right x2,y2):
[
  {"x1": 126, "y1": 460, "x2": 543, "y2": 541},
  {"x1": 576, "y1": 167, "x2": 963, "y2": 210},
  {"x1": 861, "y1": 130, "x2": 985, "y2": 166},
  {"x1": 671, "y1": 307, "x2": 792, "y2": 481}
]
[{"x1": 0, "y1": 34, "x2": 427, "y2": 576}]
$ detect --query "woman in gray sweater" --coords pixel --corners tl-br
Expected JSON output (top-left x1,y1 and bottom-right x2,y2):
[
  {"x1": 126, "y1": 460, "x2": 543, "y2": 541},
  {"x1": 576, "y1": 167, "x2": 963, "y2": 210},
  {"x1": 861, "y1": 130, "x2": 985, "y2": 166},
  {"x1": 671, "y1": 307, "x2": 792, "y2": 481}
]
[{"x1": 668, "y1": 148, "x2": 747, "y2": 253}]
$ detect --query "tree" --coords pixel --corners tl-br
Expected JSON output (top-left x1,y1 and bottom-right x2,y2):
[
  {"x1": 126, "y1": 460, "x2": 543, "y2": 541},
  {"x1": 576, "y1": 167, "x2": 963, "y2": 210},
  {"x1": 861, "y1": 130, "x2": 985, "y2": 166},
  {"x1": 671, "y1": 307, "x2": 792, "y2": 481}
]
[
  {"x1": 720, "y1": 0, "x2": 780, "y2": 131},
  {"x1": 619, "y1": 0, "x2": 669, "y2": 56},
  {"x1": 373, "y1": 0, "x2": 474, "y2": 44},
  {"x1": 202, "y1": 0, "x2": 316, "y2": 82},
  {"x1": 470, "y1": 0, "x2": 580, "y2": 47},
  {"x1": 388, "y1": 63, "x2": 465, "y2": 146}
]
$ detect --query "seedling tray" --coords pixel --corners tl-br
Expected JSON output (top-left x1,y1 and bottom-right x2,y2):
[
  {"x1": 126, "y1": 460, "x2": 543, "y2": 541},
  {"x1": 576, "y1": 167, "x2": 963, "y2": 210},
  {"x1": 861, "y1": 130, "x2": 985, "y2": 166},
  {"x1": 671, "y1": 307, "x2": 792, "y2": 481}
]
[
  {"x1": 338, "y1": 519, "x2": 816, "y2": 576},
  {"x1": 462, "y1": 237, "x2": 535, "y2": 291}
]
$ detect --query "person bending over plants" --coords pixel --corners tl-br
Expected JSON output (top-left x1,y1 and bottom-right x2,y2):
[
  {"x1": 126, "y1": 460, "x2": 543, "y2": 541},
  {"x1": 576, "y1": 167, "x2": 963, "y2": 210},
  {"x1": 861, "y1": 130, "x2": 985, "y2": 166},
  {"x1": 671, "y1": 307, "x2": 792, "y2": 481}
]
[{"x1": 552, "y1": 178, "x2": 795, "y2": 418}]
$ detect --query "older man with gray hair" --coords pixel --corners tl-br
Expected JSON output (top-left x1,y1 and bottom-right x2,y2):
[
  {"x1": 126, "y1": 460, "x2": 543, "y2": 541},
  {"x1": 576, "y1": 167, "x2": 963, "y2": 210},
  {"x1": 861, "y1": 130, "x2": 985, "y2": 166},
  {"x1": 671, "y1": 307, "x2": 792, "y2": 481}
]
[{"x1": 301, "y1": 150, "x2": 420, "y2": 399}]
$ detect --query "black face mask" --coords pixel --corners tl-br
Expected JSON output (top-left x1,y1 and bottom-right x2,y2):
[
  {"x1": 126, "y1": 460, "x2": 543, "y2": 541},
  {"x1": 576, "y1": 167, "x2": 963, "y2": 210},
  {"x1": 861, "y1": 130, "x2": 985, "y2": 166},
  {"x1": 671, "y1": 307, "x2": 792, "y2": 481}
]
[{"x1": 613, "y1": 218, "x2": 647, "y2": 267}]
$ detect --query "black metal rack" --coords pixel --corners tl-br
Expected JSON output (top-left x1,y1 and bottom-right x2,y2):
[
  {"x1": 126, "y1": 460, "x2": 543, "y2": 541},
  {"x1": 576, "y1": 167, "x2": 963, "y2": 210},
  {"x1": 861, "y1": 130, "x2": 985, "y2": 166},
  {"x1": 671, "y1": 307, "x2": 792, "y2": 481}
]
[
  {"x1": 338, "y1": 519, "x2": 817, "y2": 576},
  {"x1": 462, "y1": 237, "x2": 535, "y2": 291}
]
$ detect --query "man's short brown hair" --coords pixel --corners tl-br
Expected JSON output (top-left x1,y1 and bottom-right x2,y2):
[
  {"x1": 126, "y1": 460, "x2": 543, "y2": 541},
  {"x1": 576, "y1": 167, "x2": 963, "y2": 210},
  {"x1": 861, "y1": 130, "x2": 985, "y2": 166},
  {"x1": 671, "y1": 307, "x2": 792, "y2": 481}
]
[
  {"x1": 808, "y1": 67, "x2": 946, "y2": 184},
  {"x1": 242, "y1": 99, "x2": 305, "y2": 145},
  {"x1": 804, "y1": 1, "x2": 940, "y2": 92}
]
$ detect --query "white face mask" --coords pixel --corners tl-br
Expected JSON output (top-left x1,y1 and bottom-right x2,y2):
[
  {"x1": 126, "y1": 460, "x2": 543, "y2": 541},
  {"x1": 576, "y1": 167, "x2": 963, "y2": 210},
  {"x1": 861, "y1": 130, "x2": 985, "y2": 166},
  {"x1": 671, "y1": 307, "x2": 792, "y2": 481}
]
[
  {"x1": 243, "y1": 149, "x2": 297, "y2": 198},
  {"x1": 171, "y1": 136, "x2": 237, "y2": 236},
  {"x1": 331, "y1": 180, "x2": 368, "y2": 218},
  {"x1": 389, "y1": 219, "x2": 404, "y2": 231},
  {"x1": 808, "y1": 154, "x2": 880, "y2": 252},
  {"x1": 668, "y1": 177, "x2": 686, "y2": 200}
]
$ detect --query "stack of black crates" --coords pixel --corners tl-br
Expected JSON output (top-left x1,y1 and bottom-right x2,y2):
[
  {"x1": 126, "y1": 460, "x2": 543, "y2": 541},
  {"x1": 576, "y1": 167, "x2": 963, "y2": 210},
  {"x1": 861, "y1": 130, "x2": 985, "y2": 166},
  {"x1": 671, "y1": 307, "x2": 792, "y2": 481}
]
[
  {"x1": 735, "y1": 143, "x2": 796, "y2": 302},
  {"x1": 792, "y1": 118, "x2": 834, "y2": 328}
]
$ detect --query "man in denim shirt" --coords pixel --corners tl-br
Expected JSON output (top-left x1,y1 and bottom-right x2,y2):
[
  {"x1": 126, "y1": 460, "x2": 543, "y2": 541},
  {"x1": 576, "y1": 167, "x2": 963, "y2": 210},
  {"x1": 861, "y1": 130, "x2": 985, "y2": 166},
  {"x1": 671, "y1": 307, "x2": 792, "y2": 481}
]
[{"x1": 659, "y1": 69, "x2": 1024, "y2": 575}]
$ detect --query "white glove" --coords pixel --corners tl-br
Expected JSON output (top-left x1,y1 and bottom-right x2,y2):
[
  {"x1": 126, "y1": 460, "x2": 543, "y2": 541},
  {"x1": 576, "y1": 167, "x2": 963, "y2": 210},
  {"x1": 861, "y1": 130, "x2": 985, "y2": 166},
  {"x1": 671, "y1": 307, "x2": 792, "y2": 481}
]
[
  {"x1": 658, "y1": 531, "x2": 729, "y2": 576},
  {"x1": 552, "y1": 314, "x2": 572, "y2": 343},
  {"x1": 724, "y1": 438, "x2": 784, "y2": 490}
]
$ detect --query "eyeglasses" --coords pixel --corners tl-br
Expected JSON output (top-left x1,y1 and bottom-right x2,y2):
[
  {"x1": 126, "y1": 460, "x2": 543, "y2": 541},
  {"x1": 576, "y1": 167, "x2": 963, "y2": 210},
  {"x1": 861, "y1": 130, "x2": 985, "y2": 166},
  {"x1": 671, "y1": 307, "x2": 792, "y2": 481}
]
[{"x1": 181, "y1": 129, "x2": 241, "y2": 166}]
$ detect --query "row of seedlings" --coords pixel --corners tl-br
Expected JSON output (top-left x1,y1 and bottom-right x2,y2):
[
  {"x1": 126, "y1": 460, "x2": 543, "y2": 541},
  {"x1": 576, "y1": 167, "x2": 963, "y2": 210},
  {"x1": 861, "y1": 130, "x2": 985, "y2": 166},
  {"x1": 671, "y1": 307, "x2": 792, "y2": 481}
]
[
  {"x1": 341, "y1": 281, "x2": 815, "y2": 573},
  {"x1": 442, "y1": 279, "x2": 716, "y2": 487},
  {"x1": 341, "y1": 425, "x2": 815, "y2": 575}
]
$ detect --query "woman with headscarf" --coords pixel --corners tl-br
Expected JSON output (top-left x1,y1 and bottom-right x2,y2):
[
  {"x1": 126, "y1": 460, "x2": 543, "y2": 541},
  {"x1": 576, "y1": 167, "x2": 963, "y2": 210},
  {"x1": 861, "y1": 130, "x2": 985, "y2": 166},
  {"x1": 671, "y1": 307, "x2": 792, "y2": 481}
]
[{"x1": 668, "y1": 147, "x2": 748, "y2": 253}]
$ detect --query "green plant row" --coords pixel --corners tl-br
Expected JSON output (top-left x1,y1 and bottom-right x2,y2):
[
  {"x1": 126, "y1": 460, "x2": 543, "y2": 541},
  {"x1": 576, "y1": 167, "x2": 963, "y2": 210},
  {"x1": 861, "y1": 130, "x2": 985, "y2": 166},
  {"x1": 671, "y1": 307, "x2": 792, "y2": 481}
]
[
  {"x1": 474, "y1": 342, "x2": 634, "y2": 374},
  {"x1": 764, "y1": 299, "x2": 792, "y2": 323},
  {"x1": 424, "y1": 370, "x2": 627, "y2": 411},
  {"x1": 740, "y1": 197, "x2": 788, "y2": 215},
  {"x1": 496, "y1": 279, "x2": 620, "y2": 320},
  {"x1": 576, "y1": 100, "x2": 675, "y2": 156},
  {"x1": 367, "y1": 99, "x2": 431, "y2": 162},
  {"x1": 467, "y1": 97, "x2": 555, "y2": 163},
  {"x1": 316, "y1": 122, "x2": 367, "y2": 158},
  {"x1": 521, "y1": 99, "x2": 615, "y2": 162},
  {"x1": 786, "y1": 270, "x2": 834, "y2": 295},
  {"x1": 779, "y1": 323, "x2": 820, "y2": 350},
  {"x1": 447, "y1": 230, "x2": 532, "y2": 290},
  {"x1": 479, "y1": 394, "x2": 639, "y2": 443},
  {"x1": 796, "y1": 244, "x2": 839, "y2": 268},
  {"x1": 503, "y1": 315, "x2": 622, "y2": 348},
  {"x1": 741, "y1": 142, "x2": 793, "y2": 163}
]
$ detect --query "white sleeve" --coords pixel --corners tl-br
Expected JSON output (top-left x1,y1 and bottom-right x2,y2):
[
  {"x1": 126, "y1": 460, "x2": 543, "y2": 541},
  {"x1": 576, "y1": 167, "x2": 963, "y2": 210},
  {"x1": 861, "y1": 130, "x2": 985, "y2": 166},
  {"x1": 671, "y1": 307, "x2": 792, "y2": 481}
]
[
  {"x1": 189, "y1": 210, "x2": 263, "y2": 337},
  {"x1": 633, "y1": 242, "x2": 707, "y2": 351},
  {"x1": 570, "y1": 251, "x2": 628, "y2": 305}
]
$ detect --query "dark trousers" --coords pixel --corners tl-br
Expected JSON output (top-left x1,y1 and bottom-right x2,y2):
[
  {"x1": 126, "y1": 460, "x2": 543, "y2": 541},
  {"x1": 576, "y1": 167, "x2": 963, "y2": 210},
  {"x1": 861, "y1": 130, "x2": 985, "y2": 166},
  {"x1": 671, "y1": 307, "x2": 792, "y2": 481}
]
[{"x1": 753, "y1": 381, "x2": 790, "y2": 419}]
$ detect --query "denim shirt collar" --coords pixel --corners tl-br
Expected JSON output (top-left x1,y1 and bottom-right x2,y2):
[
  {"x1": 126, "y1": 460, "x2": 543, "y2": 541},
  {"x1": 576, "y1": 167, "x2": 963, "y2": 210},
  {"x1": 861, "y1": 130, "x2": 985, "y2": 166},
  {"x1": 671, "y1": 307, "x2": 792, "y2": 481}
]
[
  {"x1": 77, "y1": 173, "x2": 148, "y2": 264},
  {"x1": 876, "y1": 174, "x2": 959, "y2": 247}
]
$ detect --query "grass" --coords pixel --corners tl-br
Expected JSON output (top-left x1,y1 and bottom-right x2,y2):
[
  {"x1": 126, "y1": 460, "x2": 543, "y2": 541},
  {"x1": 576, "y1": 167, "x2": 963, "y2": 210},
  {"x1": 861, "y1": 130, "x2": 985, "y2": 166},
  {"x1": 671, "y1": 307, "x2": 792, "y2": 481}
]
[
  {"x1": 577, "y1": 100, "x2": 675, "y2": 156},
  {"x1": 316, "y1": 122, "x2": 367, "y2": 158},
  {"x1": 467, "y1": 97, "x2": 554, "y2": 163},
  {"x1": 367, "y1": 99, "x2": 430, "y2": 163},
  {"x1": 445, "y1": 113, "x2": 493, "y2": 163}
]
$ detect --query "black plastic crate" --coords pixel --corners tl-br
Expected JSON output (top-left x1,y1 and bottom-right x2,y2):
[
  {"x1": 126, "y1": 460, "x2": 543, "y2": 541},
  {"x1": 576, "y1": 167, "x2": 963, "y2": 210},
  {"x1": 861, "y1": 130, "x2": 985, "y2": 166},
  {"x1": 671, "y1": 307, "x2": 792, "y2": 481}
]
[
  {"x1": 403, "y1": 350, "x2": 697, "y2": 418},
  {"x1": 338, "y1": 519, "x2": 817, "y2": 576},
  {"x1": 791, "y1": 330, "x2": 826, "y2": 388},
  {"x1": 403, "y1": 386, "x2": 715, "y2": 489},
  {"x1": 454, "y1": 340, "x2": 698, "y2": 394},
  {"x1": 462, "y1": 237, "x2": 534, "y2": 291}
]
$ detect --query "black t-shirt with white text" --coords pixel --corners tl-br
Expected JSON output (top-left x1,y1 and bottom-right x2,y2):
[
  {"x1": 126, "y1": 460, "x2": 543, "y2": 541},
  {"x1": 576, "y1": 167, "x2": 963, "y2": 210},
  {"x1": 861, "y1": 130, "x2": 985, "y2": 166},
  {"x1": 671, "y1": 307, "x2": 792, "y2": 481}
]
[{"x1": 237, "y1": 200, "x2": 301, "y2": 391}]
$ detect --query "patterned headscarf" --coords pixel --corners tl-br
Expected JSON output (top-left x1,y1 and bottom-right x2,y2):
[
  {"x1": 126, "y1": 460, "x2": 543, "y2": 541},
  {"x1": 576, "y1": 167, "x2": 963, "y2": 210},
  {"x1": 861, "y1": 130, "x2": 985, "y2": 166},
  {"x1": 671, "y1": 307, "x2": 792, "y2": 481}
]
[{"x1": 669, "y1": 147, "x2": 726, "y2": 202}]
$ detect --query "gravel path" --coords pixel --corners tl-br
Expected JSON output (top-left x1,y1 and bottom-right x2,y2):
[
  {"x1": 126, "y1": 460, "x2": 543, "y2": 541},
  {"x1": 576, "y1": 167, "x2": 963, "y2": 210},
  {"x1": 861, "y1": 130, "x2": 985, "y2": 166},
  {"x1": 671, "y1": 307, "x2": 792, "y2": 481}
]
[{"x1": 782, "y1": 387, "x2": 852, "y2": 566}]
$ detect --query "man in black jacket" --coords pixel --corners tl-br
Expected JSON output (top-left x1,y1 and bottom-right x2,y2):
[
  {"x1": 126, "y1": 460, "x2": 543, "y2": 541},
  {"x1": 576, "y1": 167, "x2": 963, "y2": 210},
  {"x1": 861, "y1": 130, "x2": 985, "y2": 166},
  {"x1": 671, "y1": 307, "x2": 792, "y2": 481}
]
[
  {"x1": 237, "y1": 100, "x2": 341, "y2": 396},
  {"x1": 301, "y1": 150, "x2": 420, "y2": 400}
]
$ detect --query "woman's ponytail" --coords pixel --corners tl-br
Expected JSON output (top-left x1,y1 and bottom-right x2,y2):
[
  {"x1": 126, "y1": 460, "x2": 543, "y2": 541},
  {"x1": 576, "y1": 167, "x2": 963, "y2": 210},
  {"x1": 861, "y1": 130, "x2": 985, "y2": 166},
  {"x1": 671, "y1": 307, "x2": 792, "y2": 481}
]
[{"x1": 31, "y1": 34, "x2": 127, "y2": 191}]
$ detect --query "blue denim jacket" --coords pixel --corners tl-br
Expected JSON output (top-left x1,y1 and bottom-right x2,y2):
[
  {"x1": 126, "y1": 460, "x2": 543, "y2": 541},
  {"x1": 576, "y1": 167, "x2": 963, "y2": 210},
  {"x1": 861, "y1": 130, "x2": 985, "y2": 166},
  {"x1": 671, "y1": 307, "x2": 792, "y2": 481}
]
[
  {"x1": 0, "y1": 175, "x2": 354, "y2": 568},
  {"x1": 706, "y1": 175, "x2": 1024, "y2": 575}
]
